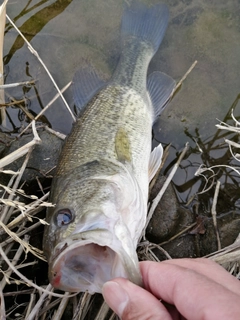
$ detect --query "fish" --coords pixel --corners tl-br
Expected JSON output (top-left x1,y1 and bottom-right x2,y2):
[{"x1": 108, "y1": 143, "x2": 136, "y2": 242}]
[{"x1": 43, "y1": 1, "x2": 176, "y2": 294}]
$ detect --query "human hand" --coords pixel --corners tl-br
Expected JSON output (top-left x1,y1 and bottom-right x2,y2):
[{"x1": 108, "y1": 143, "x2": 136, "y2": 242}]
[{"x1": 102, "y1": 258, "x2": 240, "y2": 320}]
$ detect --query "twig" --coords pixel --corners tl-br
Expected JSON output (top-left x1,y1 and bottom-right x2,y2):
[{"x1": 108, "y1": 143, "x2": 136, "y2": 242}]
[
  {"x1": 39, "y1": 289, "x2": 53, "y2": 320},
  {"x1": 38, "y1": 298, "x2": 62, "y2": 317},
  {"x1": 141, "y1": 142, "x2": 189, "y2": 240},
  {"x1": 0, "y1": 80, "x2": 35, "y2": 89},
  {"x1": 0, "y1": 284, "x2": 6, "y2": 320},
  {"x1": 7, "y1": 260, "x2": 38, "y2": 271},
  {"x1": 0, "y1": 150, "x2": 34, "y2": 223},
  {"x1": 0, "y1": 221, "x2": 42, "y2": 247},
  {"x1": 0, "y1": 219, "x2": 46, "y2": 261},
  {"x1": 148, "y1": 243, "x2": 172, "y2": 260},
  {"x1": 19, "y1": 81, "x2": 72, "y2": 137},
  {"x1": 0, "y1": 150, "x2": 36, "y2": 223},
  {"x1": 0, "y1": 235, "x2": 28, "y2": 290},
  {"x1": 0, "y1": 120, "x2": 41, "y2": 169},
  {"x1": 147, "y1": 248, "x2": 161, "y2": 261},
  {"x1": 226, "y1": 141, "x2": 240, "y2": 163},
  {"x1": 72, "y1": 292, "x2": 92, "y2": 320},
  {"x1": 109, "y1": 312, "x2": 117, "y2": 320},
  {"x1": 211, "y1": 180, "x2": 221, "y2": 250},
  {"x1": 206, "y1": 233, "x2": 240, "y2": 264},
  {"x1": 25, "y1": 292, "x2": 36, "y2": 319},
  {"x1": 0, "y1": 0, "x2": 8, "y2": 17},
  {"x1": 0, "y1": 169, "x2": 20, "y2": 175},
  {"x1": 45, "y1": 126, "x2": 66, "y2": 140},
  {"x1": 210, "y1": 251, "x2": 240, "y2": 265},
  {"x1": 94, "y1": 301, "x2": 111, "y2": 320},
  {"x1": 0, "y1": 0, "x2": 8, "y2": 129},
  {"x1": 231, "y1": 108, "x2": 240, "y2": 126},
  {"x1": 196, "y1": 164, "x2": 240, "y2": 177},
  {"x1": 225, "y1": 139, "x2": 240, "y2": 149},
  {"x1": 196, "y1": 169, "x2": 217, "y2": 195},
  {"x1": 0, "y1": 98, "x2": 26, "y2": 106},
  {"x1": 6, "y1": 14, "x2": 75, "y2": 122},
  {"x1": 51, "y1": 293, "x2": 70, "y2": 320},
  {"x1": 174, "y1": 60, "x2": 197, "y2": 93},
  {"x1": 26, "y1": 285, "x2": 53, "y2": 320},
  {"x1": 216, "y1": 124, "x2": 240, "y2": 133},
  {"x1": 0, "y1": 244, "x2": 76, "y2": 298},
  {"x1": 5, "y1": 192, "x2": 50, "y2": 231}
]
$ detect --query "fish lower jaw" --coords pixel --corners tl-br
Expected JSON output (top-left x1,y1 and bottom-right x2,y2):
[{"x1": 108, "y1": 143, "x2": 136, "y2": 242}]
[{"x1": 49, "y1": 239, "x2": 141, "y2": 294}]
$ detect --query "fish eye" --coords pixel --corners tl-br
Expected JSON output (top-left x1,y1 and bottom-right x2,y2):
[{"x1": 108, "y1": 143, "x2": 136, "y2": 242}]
[{"x1": 56, "y1": 209, "x2": 73, "y2": 226}]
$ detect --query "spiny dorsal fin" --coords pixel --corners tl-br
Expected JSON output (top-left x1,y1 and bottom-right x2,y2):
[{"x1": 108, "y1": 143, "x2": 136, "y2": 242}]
[{"x1": 72, "y1": 64, "x2": 106, "y2": 115}]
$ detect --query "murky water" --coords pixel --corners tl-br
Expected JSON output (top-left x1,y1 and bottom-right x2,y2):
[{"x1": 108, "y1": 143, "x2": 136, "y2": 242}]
[{"x1": 2, "y1": 0, "x2": 240, "y2": 222}]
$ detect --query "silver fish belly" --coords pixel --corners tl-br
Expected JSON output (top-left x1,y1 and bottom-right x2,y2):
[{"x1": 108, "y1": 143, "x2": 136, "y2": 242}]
[{"x1": 43, "y1": 1, "x2": 176, "y2": 294}]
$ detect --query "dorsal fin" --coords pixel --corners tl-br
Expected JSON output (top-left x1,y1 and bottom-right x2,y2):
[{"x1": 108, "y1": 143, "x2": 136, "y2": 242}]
[
  {"x1": 147, "y1": 71, "x2": 176, "y2": 122},
  {"x1": 72, "y1": 64, "x2": 107, "y2": 115}
]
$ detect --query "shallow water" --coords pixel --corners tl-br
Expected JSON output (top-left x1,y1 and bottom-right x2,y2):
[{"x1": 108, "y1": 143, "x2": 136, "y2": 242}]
[{"x1": 2, "y1": 0, "x2": 240, "y2": 222}]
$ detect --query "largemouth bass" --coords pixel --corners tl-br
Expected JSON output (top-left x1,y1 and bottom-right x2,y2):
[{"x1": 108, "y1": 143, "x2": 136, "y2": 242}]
[{"x1": 43, "y1": 1, "x2": 176, "y2": 294}]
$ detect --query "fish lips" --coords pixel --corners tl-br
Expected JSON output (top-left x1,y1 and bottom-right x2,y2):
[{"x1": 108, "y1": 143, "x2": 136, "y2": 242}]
[{"x1": 48, "y1": 229, "x2": 142, "y2": 293}]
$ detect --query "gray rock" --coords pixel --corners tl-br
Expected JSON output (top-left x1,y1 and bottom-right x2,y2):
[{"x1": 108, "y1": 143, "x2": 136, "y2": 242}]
[
  {"x1": 147, "y1": 176, "x2": 194, "y2": 243},
  {"x1": 2, "y1": 129, "x2": 63, "y2": 182},
  {"x1": 146, "y1": 176, "x2": 240, "y2": 260}
]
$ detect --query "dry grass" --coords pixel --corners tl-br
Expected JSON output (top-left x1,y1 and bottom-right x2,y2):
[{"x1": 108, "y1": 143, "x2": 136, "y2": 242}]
[{"x1": 0, "y1": 2, "x2": 239, "y2": 319}]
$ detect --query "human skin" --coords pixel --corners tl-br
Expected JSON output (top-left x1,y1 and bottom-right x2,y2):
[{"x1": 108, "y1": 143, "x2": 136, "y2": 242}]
[{"x1": 102, "y1": 258, "x2": 240, "y2": 320}]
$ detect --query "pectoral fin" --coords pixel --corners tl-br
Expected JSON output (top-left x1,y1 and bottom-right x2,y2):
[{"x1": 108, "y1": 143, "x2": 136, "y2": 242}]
[{"x1": 148, "y1": 144, "x2": 163, "y2": 182}]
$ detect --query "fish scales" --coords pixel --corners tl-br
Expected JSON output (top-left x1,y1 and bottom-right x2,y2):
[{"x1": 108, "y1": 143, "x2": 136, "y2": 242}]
[
  {"x1": 43, "y1": 1, "x2": 176, "y2": 294},
  {"x1": 56, "y1": 85, "x2": 152, "y2": 190}
]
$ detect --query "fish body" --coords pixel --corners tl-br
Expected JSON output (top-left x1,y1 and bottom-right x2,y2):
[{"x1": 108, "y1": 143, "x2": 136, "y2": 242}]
[{"x1": 43, "y1": 1, "x2": 175, "y2": 293}]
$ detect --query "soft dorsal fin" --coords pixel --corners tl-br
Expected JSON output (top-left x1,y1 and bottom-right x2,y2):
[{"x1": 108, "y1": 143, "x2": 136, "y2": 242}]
[
  {"x1": 72, "y1": 64, "x2": 107, "y2": 115},
  {"x1": 148, "y1": 144, "x2": 163, "y2": 182},
  {"x1": 147, "y1": 71, "x2": 176, "y2": 122}
]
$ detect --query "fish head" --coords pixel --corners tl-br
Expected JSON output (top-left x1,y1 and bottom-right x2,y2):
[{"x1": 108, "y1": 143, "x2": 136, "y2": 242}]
[{"x1": 43, "y1": 168, "x2": 144, "y2": 293}]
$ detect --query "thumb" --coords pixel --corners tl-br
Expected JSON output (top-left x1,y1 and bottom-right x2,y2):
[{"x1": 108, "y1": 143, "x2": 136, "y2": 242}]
[{"x1": 102, "y1": 278, "x2": 172, "y2": 320}]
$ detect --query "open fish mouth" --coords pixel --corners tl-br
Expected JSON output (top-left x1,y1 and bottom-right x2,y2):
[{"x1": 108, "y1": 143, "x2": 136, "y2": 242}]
[{"x1": 49, "y1": 234, "x2": 137, "y2": 294}]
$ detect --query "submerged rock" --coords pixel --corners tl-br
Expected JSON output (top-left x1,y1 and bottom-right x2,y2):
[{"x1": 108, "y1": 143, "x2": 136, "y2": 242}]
[
  {"x1": 1, "y1": 129, "x2": 64, "y2": 183},
  {"x1": 0, "y1": 132, "x2": 14, "y2": 157},
  {"x1": 146, "y1": 175, "x2": 240, "y2": 260},
  {"x1": 147, "y1": 176, "x2": 194, "y2": 243}
]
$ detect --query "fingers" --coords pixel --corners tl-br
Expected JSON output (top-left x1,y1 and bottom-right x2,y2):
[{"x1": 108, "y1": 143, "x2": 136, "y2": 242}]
[
  {"x1": 140, "y1": 259, "x2": 240, "y2": 320},
  {"x1": 103, "y1": 259, "x2": 240, "y2": 320},
  {"x1": 102, "y1": 278, "x2": 172, "y2": 320},
  {"x1": 156, "y1": 258, "x2": 240, "y2": 296}
]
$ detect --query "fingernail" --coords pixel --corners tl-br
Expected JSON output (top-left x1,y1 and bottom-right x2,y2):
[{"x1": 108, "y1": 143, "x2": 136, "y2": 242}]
[{"x1": 102, "y1": 281, "x2": 129, "y2": 317}]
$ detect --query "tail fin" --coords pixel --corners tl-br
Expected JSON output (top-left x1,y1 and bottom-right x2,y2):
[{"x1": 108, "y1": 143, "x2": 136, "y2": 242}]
[{"x1": 121, "y1": 1, "x2": 169, "y2": 53}]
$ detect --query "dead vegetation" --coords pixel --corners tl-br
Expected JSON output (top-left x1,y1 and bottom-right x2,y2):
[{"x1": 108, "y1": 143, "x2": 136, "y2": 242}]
[{"x1": 0, "y1": 1, "x2": 239, "y2": 319}]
